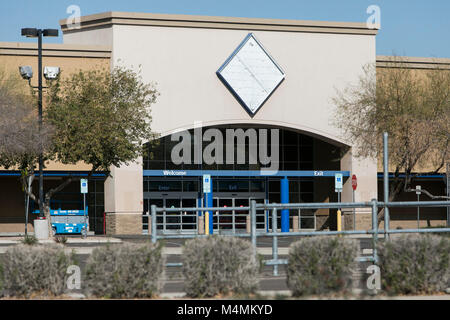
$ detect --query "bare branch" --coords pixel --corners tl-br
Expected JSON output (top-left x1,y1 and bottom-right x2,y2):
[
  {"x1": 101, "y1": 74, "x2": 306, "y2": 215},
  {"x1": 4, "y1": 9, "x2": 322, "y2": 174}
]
[{"x1": 406, "y1": 188, "x2": 450, "y2": 200}]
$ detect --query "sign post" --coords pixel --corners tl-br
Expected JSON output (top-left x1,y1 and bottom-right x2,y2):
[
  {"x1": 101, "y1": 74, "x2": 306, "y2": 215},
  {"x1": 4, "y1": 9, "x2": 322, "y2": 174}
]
[
  {"x1": 416, "y1": 185, "x2": 421, "y2": 229},
  {"x1": 203, "y1": 174, "x2": 212, "y2": 235},
  {"x1": 80, "y1": 179, "x2": 88, "y2": 239},
  {"x1": 351, "y1": 174, "x2": 357, "y2": 230},
  {"x1": 25, "y1": 175, "x2": 32, "y2": 236},
  {"x1": 335, "y1": 173, "x2": 343, "y2": 232}
]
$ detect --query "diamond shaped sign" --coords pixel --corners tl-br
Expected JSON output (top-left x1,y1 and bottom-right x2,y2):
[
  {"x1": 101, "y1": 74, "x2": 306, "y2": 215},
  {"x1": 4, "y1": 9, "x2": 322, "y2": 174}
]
[{"x1": 217, "y1": 33, "x2": 285, "y2": 116}]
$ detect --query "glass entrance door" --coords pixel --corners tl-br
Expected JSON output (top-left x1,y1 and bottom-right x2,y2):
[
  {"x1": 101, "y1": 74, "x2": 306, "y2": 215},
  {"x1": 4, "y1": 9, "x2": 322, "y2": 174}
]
[
  {"x1": 181, "y1": 198, "x2": 197, "y2": 232},
  {"x1": 144, "y1": 193, "x2": 198, "y2": 234},
  {"x1": 218, "y1": 198, "x2": 233, "y2": 231},
  {"x1": 234, "y1": 198, "x2": 249, "y2": 231},
  {"x1": 212, "y1": 194, "x2": 266, "y2": 234},
  {"x1": 143, "y1": 198, "x2": 163, "y2": 233},
  {"x1": 252, "y1": 197, "x2": 268, "y2": 231},
  {"x1": 165, "y1": 198, "x2": 181, "y2": 231},
  {"x1": 144, "y1": 192, "x2": 266, "y2": 234}
]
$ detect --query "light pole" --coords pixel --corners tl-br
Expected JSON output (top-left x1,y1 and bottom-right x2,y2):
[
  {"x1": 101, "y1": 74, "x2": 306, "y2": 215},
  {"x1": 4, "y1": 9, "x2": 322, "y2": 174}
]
[
  {"x1": 20, "y1": 28, "x2": 58, "y2": 219},
  {"x1": 416, "y1": 185, "x2": 421, "y2": 229}
]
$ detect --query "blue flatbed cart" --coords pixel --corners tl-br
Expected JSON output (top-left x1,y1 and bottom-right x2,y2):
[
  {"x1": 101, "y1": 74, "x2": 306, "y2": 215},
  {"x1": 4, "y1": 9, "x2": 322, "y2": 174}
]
[{"x1": 32, "y1": 208, "x2": 89, "y2": 235}]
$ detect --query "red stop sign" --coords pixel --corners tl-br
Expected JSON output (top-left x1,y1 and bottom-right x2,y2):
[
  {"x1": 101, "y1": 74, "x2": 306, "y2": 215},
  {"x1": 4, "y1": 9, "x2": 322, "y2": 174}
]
[{"x1": 351, "y1": 174, "x2": 357, "y2": 190}]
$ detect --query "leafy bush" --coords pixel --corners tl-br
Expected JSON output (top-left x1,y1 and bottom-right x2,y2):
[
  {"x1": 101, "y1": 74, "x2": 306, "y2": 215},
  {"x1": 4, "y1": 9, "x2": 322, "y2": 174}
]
[
  {"x1": 21, "y1": 235, "x2": 38, "y2": 245},
  {"x1": 286, "y1": 236, "x2": 359, "y2": 296},
  {"x1": 54, "y1": 235, "x2": 68, "y2": 244},
  {"x1": 0, "y1": 262, "x2": 3, "y2": 294},
  {"x1": 182, "y1": 236, "x2": 259, "y2": 298},
  {"x1": 84, "y1": 242, "x2": 165, "y2": 298},
  {"x1": 419, "y1": 226, "x2": 450, "y2": 238},
  {"x1": 2, "y1": 244, "x2": 75, "y2": 297},
  {"x1": 377, "y1": 234, "x2": 450, "y2": 295}
]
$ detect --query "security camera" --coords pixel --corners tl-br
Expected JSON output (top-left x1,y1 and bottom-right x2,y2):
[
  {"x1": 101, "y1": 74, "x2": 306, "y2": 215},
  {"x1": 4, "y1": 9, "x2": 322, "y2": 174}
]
[
  {"x1": 44, "y1": 66, "x2": 60, "y2": 80},
  {"x1": 19, "y1": 66, "x2": 33, "y2": 80}
]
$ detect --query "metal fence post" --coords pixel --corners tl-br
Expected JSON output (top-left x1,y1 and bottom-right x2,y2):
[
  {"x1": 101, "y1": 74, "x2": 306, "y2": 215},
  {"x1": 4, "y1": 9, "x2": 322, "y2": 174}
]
[
  {"x1": 383, "y1": 132, "x2": 390, "y2": 240},
  {"x1": 250, "y1": 200, "x2": 257, "y2": 250},
  {"x1": 447, "y1": 163, "x2": 450, "y2": 227},
  {"x1": 151, "y1": 205, "x2": 157, "y2": 244},
  {"x1": 272, "y1": 208, "x2": 278, "y2": 276},
  {"x1": 371, "y1": 199, "x2": 378, "y2": 264}
]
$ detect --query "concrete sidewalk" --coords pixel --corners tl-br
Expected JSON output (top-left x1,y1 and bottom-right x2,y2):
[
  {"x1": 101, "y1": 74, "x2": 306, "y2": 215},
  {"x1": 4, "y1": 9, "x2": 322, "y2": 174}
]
[
  {"x1": 0, "y1": 245, "x2": 285, "y2": 255},
  {"x1": 0, "y1": 235, "x2": 375, "y2": 256},
  {"x1": 0, "y1": 236, "x2": 122, "y2": 245},
  {"x1": 158, "y1": 291, "x2": 450, "y2": 300},
  {"x1": 62, "y1": 290, "x2": 447, "y2": 300}
]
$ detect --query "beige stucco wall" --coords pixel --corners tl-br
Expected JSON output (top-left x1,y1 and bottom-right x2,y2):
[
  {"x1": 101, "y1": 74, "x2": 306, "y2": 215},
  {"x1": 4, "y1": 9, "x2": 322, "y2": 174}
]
[{"x1": 109, "y1": 25, "x2": 375, "y2": 142}]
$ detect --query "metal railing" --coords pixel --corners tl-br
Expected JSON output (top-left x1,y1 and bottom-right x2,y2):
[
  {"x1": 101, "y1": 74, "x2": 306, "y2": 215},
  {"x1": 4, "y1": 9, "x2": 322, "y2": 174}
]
[
  {"x1": 447, "y1": 163, "x2": 450, "y2": 226},
  {"x1": 142, "y1": 206, "x2": 267, "y2": 234},
  {"x1": 144, "y1": 199, "x2": 450, "y2": 274},
  {"x1": 143, "y1": 210, "x2": 198, "y2": 234}
]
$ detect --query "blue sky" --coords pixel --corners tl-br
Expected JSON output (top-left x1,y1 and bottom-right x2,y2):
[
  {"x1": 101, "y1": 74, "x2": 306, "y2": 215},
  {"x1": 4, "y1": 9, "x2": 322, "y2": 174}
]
[{"x1": 1, "y1": 0, "x2": 448, "y2": 58}]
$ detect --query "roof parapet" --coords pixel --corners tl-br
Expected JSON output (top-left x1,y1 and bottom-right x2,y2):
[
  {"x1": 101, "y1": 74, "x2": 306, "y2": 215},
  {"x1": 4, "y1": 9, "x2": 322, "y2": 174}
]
[
  {"x1": 60, "y1": 11, "x2": 379, "y2": 36},
  {"x1": 376, "y1": 55, "x2": 450, "y2": 70}
]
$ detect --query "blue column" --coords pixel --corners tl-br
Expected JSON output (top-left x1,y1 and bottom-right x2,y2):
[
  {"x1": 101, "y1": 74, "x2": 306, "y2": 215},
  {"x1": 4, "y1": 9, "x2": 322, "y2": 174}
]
[
  {"x1": 281, "y1": 177, "x2": 289, "y2": 232},
  {"x1": 204, "y1": 191, "x2": 213, "y2": 234}
]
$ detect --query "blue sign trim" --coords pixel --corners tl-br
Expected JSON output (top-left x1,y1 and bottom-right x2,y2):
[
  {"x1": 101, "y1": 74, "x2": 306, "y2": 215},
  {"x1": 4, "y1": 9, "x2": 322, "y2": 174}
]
[
  {"x1": 376, "y1": 173, "x2": 444, "y2": 179},
  {"x1": 0, "y1": 171, "x2": 106, "y2": 177},
  {"x1": 143, "y1": 170, "x2": 350, "y2": 177}
]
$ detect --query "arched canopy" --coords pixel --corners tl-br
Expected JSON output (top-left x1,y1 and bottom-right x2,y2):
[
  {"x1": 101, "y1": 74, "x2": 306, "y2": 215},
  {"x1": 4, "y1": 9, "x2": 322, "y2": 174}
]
[{"x1": 143, "y1": 123, "x2": 347, "y2": 177}]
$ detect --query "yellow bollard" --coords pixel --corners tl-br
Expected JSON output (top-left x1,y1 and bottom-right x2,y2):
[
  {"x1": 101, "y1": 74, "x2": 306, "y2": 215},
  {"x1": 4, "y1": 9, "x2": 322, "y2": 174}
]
[
  {"x1": 205, "y1": 211, "x2": 209, "y2": 235},
  {"x1": 337, "y1": 210, "x2": 342, "y2": 236}
]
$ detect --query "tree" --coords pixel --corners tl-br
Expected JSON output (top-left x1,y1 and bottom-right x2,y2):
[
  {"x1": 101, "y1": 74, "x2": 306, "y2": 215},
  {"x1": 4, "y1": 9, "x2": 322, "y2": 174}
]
[
  {"x1": 0, "y1": 70, "x2": 54, "y2": 221},
  {"x1": 1, "y1": 66, "x2": 159, "y2": 236},
  {"x1": 333, "y1": 57, "x2": 450, "y2": 224}
]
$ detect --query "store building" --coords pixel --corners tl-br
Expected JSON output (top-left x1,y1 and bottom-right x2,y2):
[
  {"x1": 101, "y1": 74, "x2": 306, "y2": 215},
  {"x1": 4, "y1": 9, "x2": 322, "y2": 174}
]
[
  {"x1": 59, "y1": 12, "x2": 379, "y2": 235},
  {"x1": 0, "y1": 12, "x2": 448, "y2": 235}
]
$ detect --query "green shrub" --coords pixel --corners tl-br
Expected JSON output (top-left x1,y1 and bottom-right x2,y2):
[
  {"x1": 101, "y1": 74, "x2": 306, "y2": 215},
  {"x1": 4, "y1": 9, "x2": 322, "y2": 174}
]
[
  {"x1": 420, "y1": 226, "x2": 450, "y2": 238},
  {"x1": 2, "y1": 244, "x2": 75, "y2": 297},
  {"x1": 286, "y1": 236, "x2": 359, "y2": 297},
  {"x1": 182, "y1": 236, "x2": 259, "y2": 298},
  {"x1": 21, "y1": 235, "x2": 38, "y2": 245},
  {"x1": 0, "y1": 262, "x2": 3, "y2": 294},
  {"x1": 377, "y1": 234, "x2": 450, "y2": 295},
  {"x1": 54, "y1": 235, "x2": 68, "y2": 244},
  {"x1": 84, "y1": 242, "x2": 165, "y2": 298}
]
